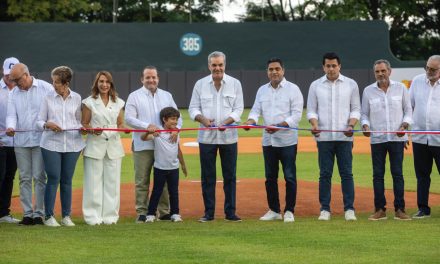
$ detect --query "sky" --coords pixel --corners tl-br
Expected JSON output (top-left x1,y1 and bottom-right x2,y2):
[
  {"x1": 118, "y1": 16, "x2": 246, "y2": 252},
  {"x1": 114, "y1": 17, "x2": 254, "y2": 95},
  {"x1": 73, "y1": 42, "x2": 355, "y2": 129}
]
[{"x1": 212, "y1": 0, "x2": 253, "y2": 22}]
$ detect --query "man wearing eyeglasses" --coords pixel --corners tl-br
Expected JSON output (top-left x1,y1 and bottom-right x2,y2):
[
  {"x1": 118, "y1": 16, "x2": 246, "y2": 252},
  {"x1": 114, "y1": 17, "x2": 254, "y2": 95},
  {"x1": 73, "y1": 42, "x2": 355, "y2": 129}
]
[
  {"x1": 409, "y1": 55, "x2": 440, "y2": 219},
  {"x1": 5, "y1": 63, "x2": 53, "y2": 225}
]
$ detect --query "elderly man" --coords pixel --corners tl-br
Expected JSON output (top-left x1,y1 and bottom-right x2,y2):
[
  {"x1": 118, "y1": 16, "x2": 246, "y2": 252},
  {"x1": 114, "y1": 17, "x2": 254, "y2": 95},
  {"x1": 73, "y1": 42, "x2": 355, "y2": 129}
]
[
  {"x1": 307, "y1": 52, "x2": 361, "y2": 221},
  {"x1": 189, "y1": 51, "x2": 244, "y2": 222},
  {"x1": 244, "y1": 57, "x2": 303, "y2": 222},
  {"x1": 0, "y1": 57, "x2": 20, "y2": 224},
  {"x1": 6, "y1": 63, "x2": 53, "y2": 225},
  {"x1": 361, "y1": 59, "x2": 412, "y2": 221},
  {"x1": 410, "y1": 55, "x2": 440, "y2": 219},
  {"x1": 125, "y1": 66, "x2": 181, "y2": 223}
]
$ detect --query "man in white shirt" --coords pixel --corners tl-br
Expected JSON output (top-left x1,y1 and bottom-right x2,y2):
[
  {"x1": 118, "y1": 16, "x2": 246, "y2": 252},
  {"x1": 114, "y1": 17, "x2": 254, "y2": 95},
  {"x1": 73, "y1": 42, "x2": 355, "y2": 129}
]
[
  {"x1": 125, "y1": 66, "x2": 181, "y2": 223},
  {"x1": 0, "y1": 57, "x2": 20, "y2": 224},
  {"x1": 6, "y1": 63, "x2": 53, "y2": 225},
  {"x1": 244, "y1": 58, "x2": 303, "y2": 223},
  {"x1": 409, "y1": 54, "x2": 440, "y2": 219},
  {"x1": 361, "y1": 59, "x2": 412, "y2": 221},
  {"x1": 189, "y1": 51, "x2": 244, "y2": 222},
  {"x1": 307, "y1": 52, "x2": 361, "y2": 221}
]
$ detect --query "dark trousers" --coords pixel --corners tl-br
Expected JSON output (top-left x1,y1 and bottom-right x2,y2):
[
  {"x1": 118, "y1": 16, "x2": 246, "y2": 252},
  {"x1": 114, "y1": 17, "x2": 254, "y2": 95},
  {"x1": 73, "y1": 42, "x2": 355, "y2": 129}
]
[
  {"x1": 0, "y1": 146, "x2": 17, "y2": 217},
  {"x1": 317, "y1": 141, "x2": 355, "y2": 212},
  {"x1": 147, "y1": 168, "x2": 179, "y2": 216},
  {"x1": 371, "y1": 142, "x2": 405, "y2": 211},
  {"x1": 412, "y1": 142, "x2": 440, "y2": 215},
  {"x1": 262, "y1": 144, "x2": 297, "y2": 213},
  {"x1": 199, "y1": 143, "x2": 237, "y2": 218}
]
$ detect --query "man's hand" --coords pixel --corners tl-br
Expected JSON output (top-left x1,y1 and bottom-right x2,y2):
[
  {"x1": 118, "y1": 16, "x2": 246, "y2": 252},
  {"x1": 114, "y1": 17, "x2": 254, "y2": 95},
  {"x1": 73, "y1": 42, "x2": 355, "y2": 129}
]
[
  {"x1": 146, "y1": 124, "x2": 159, "y2": 133},
  {"x1": 169, "y1": 131, "x2": 178, "y2": 143},
  {"x1": 5, "y1": 128, "x2": 15, "y2": 137},
  {"x1": 242, "y1": 120, "x2": 256, "y2": 131},
  {"x1": 265, "y1": 124, "x2": 280, "y2": 134},
  {"x1": 397, "y1": 122, "x2": 409, "y2": 137},
  {"x1": 362, "y1": 124, "x2": 371, "y2": 137},
  {"x1": 45, "y1": 122, "x2": 62, "y2": 133},
  {"x1": 311, "y1": 124, "x2": 320, "y2": 137},
  {"x1": 181, "y1": 164, "x2": 188, "y2": 177},
  {"x1": 344, "y1": 125, "x2": 354, "y2": 137}
]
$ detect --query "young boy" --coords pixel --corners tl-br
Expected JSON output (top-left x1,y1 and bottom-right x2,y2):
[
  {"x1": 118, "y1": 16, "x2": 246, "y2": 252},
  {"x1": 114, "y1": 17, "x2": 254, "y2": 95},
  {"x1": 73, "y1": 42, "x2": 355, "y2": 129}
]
[{"x1": 141, "y1": 107, "x2": 187, "y2": 222}]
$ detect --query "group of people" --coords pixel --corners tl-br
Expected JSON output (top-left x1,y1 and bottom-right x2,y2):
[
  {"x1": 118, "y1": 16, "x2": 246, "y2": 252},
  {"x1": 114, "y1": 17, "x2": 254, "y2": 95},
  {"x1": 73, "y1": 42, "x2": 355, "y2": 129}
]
[{"x1": 0, "y1": 51, "x2": 439, "y2": 226}]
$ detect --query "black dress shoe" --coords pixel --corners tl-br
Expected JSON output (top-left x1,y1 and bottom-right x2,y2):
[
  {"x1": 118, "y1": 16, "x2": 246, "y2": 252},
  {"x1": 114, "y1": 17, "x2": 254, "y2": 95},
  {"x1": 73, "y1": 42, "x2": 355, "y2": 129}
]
[
  {"x1": 412, "y1": 210, "x2": 431, "y2": 219},
  {"x1": 198, "y1": 215, "x2": 214, "y2": 222},
  {"x1": 33, "y1": 217, "x2": 44, "y2": 225},
  {"x1": 18, "y1": 217, "x2": 34, "y2": 226},
  {"x1": 225, "y1": 215, "x2": 242, "y2": 222},
  {"x1": 158, "y1": 214, "x2": 171, "y2": 221}
]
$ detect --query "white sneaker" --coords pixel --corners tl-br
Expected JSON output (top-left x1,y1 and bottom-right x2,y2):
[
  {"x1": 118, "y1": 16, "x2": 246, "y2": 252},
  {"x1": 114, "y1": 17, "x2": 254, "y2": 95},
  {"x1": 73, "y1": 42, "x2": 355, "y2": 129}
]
[
  {"x1": 259, "y1": 210, "x2": 282, "y2": 221},
  {"x1": 61, "y1": 216, "x2": 76, "y2": 227},
  {"x1": 345, "y1": 210, "x2": 357, "y2": 221},
  {"x1": 145, "y1": 215, "x2": 155, "y2": 223},
  {"x1": 318, "y1": 210, "x2": 331, "y2": 221},
  {"x1": 283, "y1": 211, "x2": 295, "y2": 223},
  {"x1": 44, "y1": 216, "x2": 61, "y2": 227},
  {"x1": 0, "y1": 214, "x2": 20, "y2": 224},
  {"x1": 171, "y1": 214, "x2": 183, "y2": 222}
]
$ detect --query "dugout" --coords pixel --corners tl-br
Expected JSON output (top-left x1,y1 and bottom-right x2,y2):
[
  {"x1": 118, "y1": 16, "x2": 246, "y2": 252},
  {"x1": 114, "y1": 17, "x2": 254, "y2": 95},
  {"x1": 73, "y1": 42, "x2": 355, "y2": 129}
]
[{"x1": 0, "y1": 21, "x2": 424, "y2": 107}]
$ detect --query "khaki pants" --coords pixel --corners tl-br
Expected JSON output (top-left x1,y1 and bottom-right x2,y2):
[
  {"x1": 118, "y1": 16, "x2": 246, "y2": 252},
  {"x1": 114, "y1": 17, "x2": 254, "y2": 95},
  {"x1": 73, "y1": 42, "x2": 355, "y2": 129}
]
[{"x1": 133, "y1": 150, "x2": 169, "y2": 217}]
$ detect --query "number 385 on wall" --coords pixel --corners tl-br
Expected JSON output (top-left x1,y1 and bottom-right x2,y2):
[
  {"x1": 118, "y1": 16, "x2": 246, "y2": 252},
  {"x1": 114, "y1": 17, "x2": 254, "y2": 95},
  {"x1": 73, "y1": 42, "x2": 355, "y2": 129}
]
[{"x1": 180, "y1": 33, "x2": 203, "y2": 56}]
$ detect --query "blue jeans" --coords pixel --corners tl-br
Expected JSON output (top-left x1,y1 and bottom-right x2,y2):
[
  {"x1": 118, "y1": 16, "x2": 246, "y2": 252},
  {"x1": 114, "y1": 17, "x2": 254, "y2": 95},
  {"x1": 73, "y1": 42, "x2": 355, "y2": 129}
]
[
  {"x1": 41, "y1": 148, "x2": 81, "y2": 218},
  {"x1": 371, "y1": 142, "x2": 405, "y2": 211},
  {"x1": 262, "y1": 144, "x2": 297, "y2": 213},
  {"x1": 412, "y1": 143, "x2": 440, "y2": 215},
  {"x1": 0, "y1": 147, "x2": 17, "y2": 217},
  {"x1": 199, "y1": 143, "x2": 237, "y2": 218},
  {"x1": 147, "y1": 168, "x2": 179, "y2": 216},
  {"x1": 317, "y1": 141, "x2": 355, "y2": 212}
]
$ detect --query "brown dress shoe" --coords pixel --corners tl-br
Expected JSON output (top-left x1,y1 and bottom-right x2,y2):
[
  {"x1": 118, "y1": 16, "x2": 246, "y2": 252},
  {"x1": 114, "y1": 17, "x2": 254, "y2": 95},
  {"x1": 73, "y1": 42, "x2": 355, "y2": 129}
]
[
  {"x1": 394, "y1": 209, "x2": 412, "y2": 220},
  {"x1": 368, "y1": 209, "x2": 387, "y2": 221}
]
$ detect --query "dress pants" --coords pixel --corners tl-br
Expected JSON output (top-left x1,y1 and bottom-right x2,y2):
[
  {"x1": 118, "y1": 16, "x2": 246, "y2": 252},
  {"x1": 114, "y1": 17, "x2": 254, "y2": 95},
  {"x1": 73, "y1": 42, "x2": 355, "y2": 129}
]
[
  {"x1": 0, "y1": 146, "x2": 17, "y2": 217},
  {"x1": 83, "y1": 154, "x2": 121, "y2": 225},
  {"x1": 14, "y1": 146, "x2": 46, "y2": 218},
  {"x1": 133, "y1": 149, "x2": 169, "y2": 217}
]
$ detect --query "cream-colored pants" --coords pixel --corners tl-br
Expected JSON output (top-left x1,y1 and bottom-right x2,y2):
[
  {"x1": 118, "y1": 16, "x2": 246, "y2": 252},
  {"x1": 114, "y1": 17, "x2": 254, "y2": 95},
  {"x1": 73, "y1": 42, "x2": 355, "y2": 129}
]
[{"x1": 82, "y1": 154, "x2": 121, "y2": 225}]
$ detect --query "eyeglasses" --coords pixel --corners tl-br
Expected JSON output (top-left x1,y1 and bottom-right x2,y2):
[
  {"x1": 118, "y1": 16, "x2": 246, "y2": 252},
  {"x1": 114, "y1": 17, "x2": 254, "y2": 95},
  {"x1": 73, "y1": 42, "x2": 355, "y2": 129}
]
[
  {"x1": 10, "y1": 72, "x2": 26, "y2": 84},
  {"x1": 425, "y1": 66, "x2": 440, "y2": 73}
]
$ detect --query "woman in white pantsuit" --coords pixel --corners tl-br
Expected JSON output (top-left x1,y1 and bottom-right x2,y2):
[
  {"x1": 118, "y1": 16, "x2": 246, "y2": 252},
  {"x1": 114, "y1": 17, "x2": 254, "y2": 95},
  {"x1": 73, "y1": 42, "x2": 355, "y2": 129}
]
[{"x1": 81, "y1": 71, "x2": 127, "y2": 225}]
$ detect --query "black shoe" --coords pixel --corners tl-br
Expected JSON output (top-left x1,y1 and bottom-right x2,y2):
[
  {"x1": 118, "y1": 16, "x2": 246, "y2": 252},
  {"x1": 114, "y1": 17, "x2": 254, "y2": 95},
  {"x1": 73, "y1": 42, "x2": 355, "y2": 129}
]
[
  {"x1": 412, "y1": 210, "x2": 431, "y2": 219},
  {"x1": 198, "y1": 215, "x2": 214, "y2": 223},
  {"x1": 18, "y1": 217, "x2": 34, "y2": 226},
  {"x1": 225, "y1": 215, "x2": 242, "y2": 222},
  {"x1": 158, "y1": 214, "x2": 171, "y2": 221},
  {"x1": 136, "y1": 215, "x2": 146, "y2": 223},
  {"x1": 33, "y1": 217, "x2": 44, "y2": 225}
]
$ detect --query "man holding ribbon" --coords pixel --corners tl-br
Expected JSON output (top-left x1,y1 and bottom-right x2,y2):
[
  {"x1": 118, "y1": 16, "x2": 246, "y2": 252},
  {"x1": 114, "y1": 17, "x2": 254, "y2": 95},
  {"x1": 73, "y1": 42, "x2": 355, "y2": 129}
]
[
  {"x1": 244, "y1": 57, "x2": 303, "y2": 223},
  {"x1": 189, "y1": 51, "x2": 244, "y2": 222},
  {"x1": 361, "y1": 59, "x2": 412, "y2": 221}
]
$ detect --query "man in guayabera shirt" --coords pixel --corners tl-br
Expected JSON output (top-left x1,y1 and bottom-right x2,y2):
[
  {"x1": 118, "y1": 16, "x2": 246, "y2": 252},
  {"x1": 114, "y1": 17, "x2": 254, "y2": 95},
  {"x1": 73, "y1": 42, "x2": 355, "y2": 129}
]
[
  {"x1": 189, "y1": 51, "x2": 244, "y2": 222},
  {"x1": 6, "y1": 63, "x2": 53, "y2": 225},
  {"x1": 361, "y1": 59, "x2": 412, "y2": 221},
  {"x1": 244, "y1": 57, "x2": 303, "y2": 223},
  {"x1": 307, "y1": 52, "x2": 361, "y2": 221},
  {"x1": 409, "y1": 55, "x2": 440, "y2": 219}
]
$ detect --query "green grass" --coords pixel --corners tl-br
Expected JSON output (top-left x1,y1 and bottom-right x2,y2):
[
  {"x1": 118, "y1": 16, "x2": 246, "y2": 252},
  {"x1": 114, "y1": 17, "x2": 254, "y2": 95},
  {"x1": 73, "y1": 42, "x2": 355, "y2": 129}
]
[{"x1": 1, "y1": 211, "x2": 439, "y2": 263}]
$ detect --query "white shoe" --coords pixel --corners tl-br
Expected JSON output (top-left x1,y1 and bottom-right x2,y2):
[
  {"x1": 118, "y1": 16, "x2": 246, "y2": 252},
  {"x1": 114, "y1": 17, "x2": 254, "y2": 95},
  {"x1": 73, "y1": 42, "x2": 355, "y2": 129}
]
[
  {"x1": 345, "y1": 210, "x2": 357, "y2": 221},
  {"x1": 171, "y1": 214, "x2": 183, "y2": 222},
  {"x1": 0, "y1": 214, "x2": 20, "y2": 224},
  {"x1": 318, "y1": 210, "x2": 331, "y2": 221},
  {"x1": 259, "y1": 210, "x2": 282, "y2": 221},
  {"x1": 44, "y1": 216, "x2": 61, "y2": 227},
  {"x1": 283, "y1": 211, "x2": 295, "y2": 223},
  {"x1": 61, "y1": 216, "x2": 76, "y2": 227},
  {"x1": 145, "y1": 215, "x2": 155, "y2": 223}
]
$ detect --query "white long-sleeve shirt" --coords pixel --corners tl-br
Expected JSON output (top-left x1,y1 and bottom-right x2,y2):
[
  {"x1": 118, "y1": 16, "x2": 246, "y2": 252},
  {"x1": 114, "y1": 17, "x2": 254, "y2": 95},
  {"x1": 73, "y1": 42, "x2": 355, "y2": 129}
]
[
  {"x1": 307, "y1": 74, "x2": 361, "y2": 142},
  {"x1": 248, "y1": 78, "x2": 303, "y2": 147},
  {"x1": 410, "y1": 73, "x2": 440, "y2": 146},
  {"x1": 0, "y1": 78, "x2": 16, "y2": 146},
  {"x1": 36, "y1": 90, "x2": 85, "y2": 152},
  {"x1": 6, "y1": 77, "x2": 53, "y2": 147},
  {"x1": 125, "y1": 87, "x2": 181, "y2": 151},
  {"x1": 188, "y1": 74, "x2": 244, "y2": 144},
  {"x1": 361, "y1": 80, "x2": 412, "y2": 144}
]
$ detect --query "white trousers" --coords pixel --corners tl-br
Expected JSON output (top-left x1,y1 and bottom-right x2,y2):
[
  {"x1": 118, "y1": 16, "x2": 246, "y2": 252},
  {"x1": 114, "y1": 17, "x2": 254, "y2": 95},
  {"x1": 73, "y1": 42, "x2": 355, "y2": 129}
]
[{"x1": 82, "y1": 154, "x2": 121, "y2": 225}]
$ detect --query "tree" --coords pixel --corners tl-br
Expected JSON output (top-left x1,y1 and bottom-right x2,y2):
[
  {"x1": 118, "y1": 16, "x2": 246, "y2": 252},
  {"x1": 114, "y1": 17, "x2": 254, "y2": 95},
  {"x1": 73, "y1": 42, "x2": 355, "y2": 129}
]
[{"x1": 240, "y1": 0, "x2": 440, "y2": 60}]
